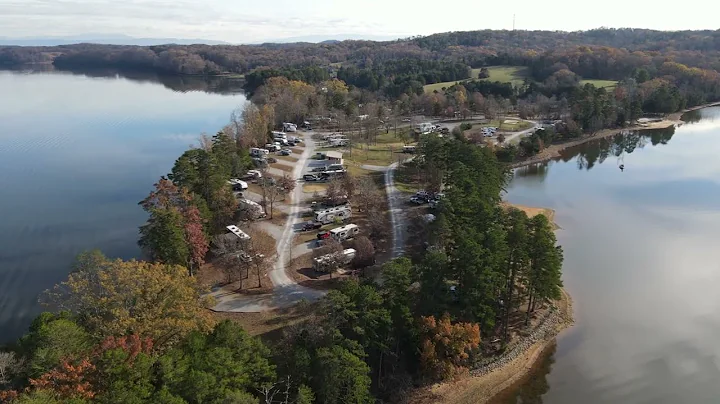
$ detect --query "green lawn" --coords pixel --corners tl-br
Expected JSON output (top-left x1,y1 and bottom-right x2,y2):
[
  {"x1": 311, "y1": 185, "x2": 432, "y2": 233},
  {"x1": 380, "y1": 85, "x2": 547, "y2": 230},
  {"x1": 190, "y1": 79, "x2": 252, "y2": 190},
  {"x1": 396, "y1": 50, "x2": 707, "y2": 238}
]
[
  {"x1": 424, "y1": 65, "x2": 528, "y2": 93},
  {"x1": 580, "y1": 79, "x2": 618, "y2": 89},
  {"x1": 482, "y1": 119, "x2": 532, "y2": 132},
  {"x1": 473, "y1": 66, "x2": 529, "y2": 85}
]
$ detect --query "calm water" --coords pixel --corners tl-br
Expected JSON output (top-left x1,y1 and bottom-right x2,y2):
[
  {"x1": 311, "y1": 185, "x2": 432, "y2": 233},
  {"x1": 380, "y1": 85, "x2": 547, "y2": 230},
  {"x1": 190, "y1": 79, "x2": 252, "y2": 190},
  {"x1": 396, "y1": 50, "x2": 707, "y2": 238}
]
[
  {"x1": 500, "y1": 107, "x2": 720, "y2": 403},
  {"x1": 0, "y1": 70, "x2": 246, "y2": 343}
]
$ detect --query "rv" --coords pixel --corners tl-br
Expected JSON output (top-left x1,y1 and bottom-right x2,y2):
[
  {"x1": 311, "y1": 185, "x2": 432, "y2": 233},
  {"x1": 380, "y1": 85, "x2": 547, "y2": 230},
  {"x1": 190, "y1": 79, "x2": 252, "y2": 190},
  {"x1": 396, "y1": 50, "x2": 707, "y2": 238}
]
[
  {"x1": 403, "y1": 145, "x2": 417, "y2": 154},
  {"x1": 250, "y1": 148, "x2": 270, "y2": 158},
  {"x1": 272, "y1": 131, "x2": 288, "y2": 141},
  {"x1": 227, "y1": 179, "x2": 248, "y2": 191},
  {"x1": 282, "y1": 123, "x2": 297, "y2": 132},
  {"x1": 313, "y1": 248, "x2": 356, "y2": 272},
  {"x1": 314, "y1": 206, "x2": 352, "y2": 224},
  {"x1": 238, "y1": 199, "x2": 266, "y2": 220},
  {"x1": 419, "y1": 122, "x2": 434, "y2": 134},
  {"x1": 329, "y1": 138, "x2": 349, "y2": 147},
  {"x1": 226, "y1": 225, "x2": 251, "y2": 240},
  {"x1": 330, "y1": 224, "x2": 360, "y2": 242}
]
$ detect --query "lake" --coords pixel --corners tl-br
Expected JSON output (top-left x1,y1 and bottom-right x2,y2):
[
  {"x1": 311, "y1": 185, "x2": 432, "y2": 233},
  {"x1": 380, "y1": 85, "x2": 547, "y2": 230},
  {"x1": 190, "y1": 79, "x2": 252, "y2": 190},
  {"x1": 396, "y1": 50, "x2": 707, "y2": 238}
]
[
  {"x1": 498, "y1": 107, "x2": 720, "y2": 403},
  {"x1": 0, "y1": 69, "x2": 246, "y2": 343}
]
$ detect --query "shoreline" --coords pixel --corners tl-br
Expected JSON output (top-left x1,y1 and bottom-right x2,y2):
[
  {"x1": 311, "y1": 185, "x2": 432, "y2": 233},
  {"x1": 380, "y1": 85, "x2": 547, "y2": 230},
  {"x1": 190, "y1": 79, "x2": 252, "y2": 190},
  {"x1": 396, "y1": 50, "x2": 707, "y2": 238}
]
[
  {"x1": 411, "y1": 288, "x2": 574, "y2": 404},
  {"x1": 509, "y1": 101, "x2": 720, "y2": 169}
]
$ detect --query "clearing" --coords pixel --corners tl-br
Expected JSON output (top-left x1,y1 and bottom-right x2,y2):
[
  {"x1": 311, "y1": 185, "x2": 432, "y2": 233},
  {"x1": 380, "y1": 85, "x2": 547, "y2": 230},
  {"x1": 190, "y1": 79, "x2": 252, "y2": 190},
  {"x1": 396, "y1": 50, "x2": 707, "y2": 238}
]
[
  {"x1": 580, "y1": 79, "x2": 618, "y2": 89},
  {"x1": 424, "y1": 66, "x2": 529, "y2": 93}
]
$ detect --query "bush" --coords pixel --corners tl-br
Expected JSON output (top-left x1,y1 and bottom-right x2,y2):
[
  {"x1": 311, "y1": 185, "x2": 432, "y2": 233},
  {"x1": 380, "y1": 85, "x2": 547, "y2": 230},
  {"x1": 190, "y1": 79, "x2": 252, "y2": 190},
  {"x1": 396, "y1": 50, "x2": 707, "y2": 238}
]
[{"x1": 459, "y1": 122, "x2": 473, "y2": 131}]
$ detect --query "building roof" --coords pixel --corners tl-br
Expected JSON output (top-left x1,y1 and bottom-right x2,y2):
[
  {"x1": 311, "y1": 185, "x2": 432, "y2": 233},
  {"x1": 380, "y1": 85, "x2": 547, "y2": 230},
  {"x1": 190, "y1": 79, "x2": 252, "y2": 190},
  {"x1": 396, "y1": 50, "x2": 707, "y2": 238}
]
[{"x1": 326, "y1": 151, "x2": 343, "y2": 159}]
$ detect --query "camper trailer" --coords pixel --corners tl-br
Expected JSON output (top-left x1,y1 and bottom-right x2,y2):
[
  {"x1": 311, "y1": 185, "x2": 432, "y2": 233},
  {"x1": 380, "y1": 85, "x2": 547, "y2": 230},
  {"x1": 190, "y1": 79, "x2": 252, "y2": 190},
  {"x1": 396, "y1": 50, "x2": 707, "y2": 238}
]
[
  {"x1": 313, "y1": 248, "x2": 356, "y2": 272},
  {"x1": 238, "y1": 199, "x2": 266, "y2": 220},
  {"x1": 226, "y1": 225, "x2": 251, "y2": 240},
  {"x1": 329, "y1": 138, "x2": 349, "y2": 147},
  {"x1": 282, "y1": 123, "x2": 297, "y2": 132},
  {"x1": 250, "y1": 148, "x2": 270, "y2": 158},
  {"x1": 227, "y1": 179, "x2": 248, "y2": 191},
  {"x1": 314, "y1": 206, "x2": 352, "y2": 224},
  {"x1": 402, "y1": 145, "x2": 417, "y2": 154},
  {"x1": 330, "y1": 224, "x2": 360, "y2": 242},
  {"x1": 272, "y1": 131, "x2": 288, "y2": 141}
]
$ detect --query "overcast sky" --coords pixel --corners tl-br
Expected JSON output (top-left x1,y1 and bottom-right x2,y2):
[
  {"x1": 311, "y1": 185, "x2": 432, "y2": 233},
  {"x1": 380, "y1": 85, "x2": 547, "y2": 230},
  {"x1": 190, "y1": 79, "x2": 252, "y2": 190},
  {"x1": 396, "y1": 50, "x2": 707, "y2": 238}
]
[{"x1": 1, "y1": 0, "x2": 718, "y2": 43}]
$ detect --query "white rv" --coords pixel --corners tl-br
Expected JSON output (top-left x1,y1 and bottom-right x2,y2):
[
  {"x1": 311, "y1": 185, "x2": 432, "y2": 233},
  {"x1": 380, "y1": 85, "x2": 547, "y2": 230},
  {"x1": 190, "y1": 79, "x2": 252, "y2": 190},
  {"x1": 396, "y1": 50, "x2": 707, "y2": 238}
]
[
  {"x1": 272, "y1": 131, "x2": 288, "y2": 141},
  {"x1": 330, "y1": 138, "x2": 349, "y2": 147},
  {"x1": 419, "y1": 122, "x2": 434, "y2": 134},
  {"x1": 314, "y1": 206, "x2": 352, "y2": 224},
  {"x1": 250, "y1": 148, "x2": 270, "y2": 158},
  {"x1": 313, "y1": 248, "x2": 356, "y2": 272},
  {"x1": 227, "y1": 179, "x2": 248, "y2": 191},
  {"x1": 226, "y1": 225, "x2": 251, "y2": 240},
  {"x1": 330, "y1": 224, "x2": 359, "y2": 242},
  {"x1": 282, "y1": 123, "x2": 297, "y2": 132},
  {"x1": 238, "y1": 199, "x2": 266, "y2": 219}
]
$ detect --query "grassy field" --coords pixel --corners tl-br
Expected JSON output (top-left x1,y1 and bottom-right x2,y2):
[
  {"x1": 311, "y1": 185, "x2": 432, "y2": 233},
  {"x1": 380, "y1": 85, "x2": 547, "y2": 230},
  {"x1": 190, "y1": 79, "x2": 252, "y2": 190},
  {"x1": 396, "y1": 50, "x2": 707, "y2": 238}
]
[
  {"x1": 472, "y1": 66, "x2": 529, "y2": 85},
  {"x1": 342, "y1": 132, "x2": 412, "y2": 167},
  {"x1": 424, "y1": 65, "x2": 529, "y2": 93},
  {"x1": 483, "y1": 119, "x2": 532, "y2": 132},
  {"x1": 580, "y1": 79, "x2": 618, "y2": 89}
]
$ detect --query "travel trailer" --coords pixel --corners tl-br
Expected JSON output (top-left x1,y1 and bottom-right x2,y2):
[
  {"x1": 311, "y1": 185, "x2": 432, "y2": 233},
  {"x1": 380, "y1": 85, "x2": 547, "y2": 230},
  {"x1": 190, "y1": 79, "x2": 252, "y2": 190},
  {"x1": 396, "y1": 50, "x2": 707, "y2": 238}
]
[
  {"x1": 403, "y1": 145, "x2": 417, "y2": 153},
  {"x1": 238, "y1": 199, "x2": 266, "y2": 220},
  {"x1": 330, "y1": 224, "x2": 360, "y2": 242},
  {"x1": 226, "y1": 225, "x2": 251, "y2": 240},
  {"x1": 227, "y1": 179, "x2": 248, "y2": 191},
  {"x1": 314, "y1": 206, "x2": 352, "y2": 224},
  {"x1": 250, "y1": 148, "x2": 270, "y2": 158},
  {"x1": 282, "y1": 123, "x2": 297, "y2": 132},
  {"x1": 313, "y1": 248, "x2": 356, "y2": 272}
]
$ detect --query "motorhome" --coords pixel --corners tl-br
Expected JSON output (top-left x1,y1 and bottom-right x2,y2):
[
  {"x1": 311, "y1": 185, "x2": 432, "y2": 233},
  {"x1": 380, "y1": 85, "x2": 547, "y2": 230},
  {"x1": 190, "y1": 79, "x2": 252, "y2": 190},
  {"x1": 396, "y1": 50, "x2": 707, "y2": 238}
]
[
  {"x1": 227, "y1": 179, "x2": 248, "y2": 191},
  {"x1": 419, "y1": 122, "x2": 434, "y2": 134},
  {"x1": 313, "y1": 248, "x2": 356, "y2": 272},
  {"x1": 329, "y1": 138, "x2": 349, "y2": 147},
  {"x1": 226, "y1": 225, "x2": 251, "y2": 240},
  {"x1": 250, "y1": 148, "x2": 270, "y2": 158},
  {"x1": 272, "y1": 131, "x2": 288, "y2": 141},
  {"x1": 403, "y1": 145, "x2": 417, "y2": 153},
  {"x1": 314, "y1": 205, "x2": 352, "y2": 224},
  {"x1": 282, "y1": 123, "x2": 297, "y2": 132},
  {"x1": 238, "y1": 199, "x2": 266, "y2": 219},
  {"x1": 330, "y1": 224, "x2": 360, "y2": 242}
]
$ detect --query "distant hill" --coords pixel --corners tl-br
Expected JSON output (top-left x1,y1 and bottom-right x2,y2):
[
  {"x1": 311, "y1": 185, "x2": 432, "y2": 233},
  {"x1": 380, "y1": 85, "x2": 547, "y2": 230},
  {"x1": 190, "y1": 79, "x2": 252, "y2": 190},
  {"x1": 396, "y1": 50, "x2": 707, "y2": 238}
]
[
  {"x1": 0, "y1": 34, "x2": 229, "y2": 46},
  {"x1": 256, "y1": 34, "x2": 403, "y2": 44}
]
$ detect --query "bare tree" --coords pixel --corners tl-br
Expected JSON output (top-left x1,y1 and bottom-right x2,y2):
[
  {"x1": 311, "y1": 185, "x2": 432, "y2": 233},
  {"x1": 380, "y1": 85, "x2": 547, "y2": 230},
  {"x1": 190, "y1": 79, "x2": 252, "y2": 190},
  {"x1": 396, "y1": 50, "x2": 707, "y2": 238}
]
[
  {"x1": 353, "y1": 177, "x2": 382, "y2": 213},
  {"x1": 352, "y1": 236, "x2": 376, "y2": 269},
  {"x1": 0, "y1": 351, "x2": 20, "y2": 387},
  {"x1": 197, "y1": 132, "x2": 213, "y2": 151},
  {"x1": 262, "y1": 180, "x2": 286, "y2": 220},
  {"x1": 277, "y1": 174, "x2": 296, "y2": 194},
  {"x1": 325, "y1": 177, "x2": 347, "y2": 205},
  {"x1": 211, "y1": 234, "x2": 250, "y2": 286},
  {"x1": 245, "y1": 228, "x2": 276, "y2": 288}
]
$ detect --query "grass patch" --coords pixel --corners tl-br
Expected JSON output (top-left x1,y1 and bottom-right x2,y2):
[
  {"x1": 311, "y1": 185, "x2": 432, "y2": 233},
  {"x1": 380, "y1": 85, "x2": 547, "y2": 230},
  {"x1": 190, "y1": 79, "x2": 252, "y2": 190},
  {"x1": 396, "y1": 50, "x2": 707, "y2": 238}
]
[
  {"x1": 213, "y1": 304, "x2": 315, "y2": 341},
  {"x1": 480, "y1": 119, "x2": 532, "y2": 132},
  {"x1": 270, "y1": 163, "x2": 293, "y2": 172},
  {"x1": 580, "y1": 79, "x2": 618, "y2": 89},
  {"x1": 474, "y1": 66, "x2": 529, "y2": 85},
  {"x1": 302, "y1": 183, "x2": 328, "y2": 193},
  {"x1": 344, "y1": 144, "x2": 405, "y2": 167},
  {"x1": 424, "y1": 65, "x2": 528, "y2": 93},
  {"x1": 275, "y1": 155, "x2": 299, "y2": 163}
]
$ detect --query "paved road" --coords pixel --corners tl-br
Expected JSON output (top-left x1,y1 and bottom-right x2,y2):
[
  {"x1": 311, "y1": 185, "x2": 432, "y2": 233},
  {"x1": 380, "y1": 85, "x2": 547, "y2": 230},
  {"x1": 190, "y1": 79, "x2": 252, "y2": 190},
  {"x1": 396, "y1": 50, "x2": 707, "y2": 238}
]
[
  {"x1": 210, "y1": 133, "x2": 325, "y2": 312},
  {"x1": 385, "y1": 161, "x2": 407, "y2": 259}
]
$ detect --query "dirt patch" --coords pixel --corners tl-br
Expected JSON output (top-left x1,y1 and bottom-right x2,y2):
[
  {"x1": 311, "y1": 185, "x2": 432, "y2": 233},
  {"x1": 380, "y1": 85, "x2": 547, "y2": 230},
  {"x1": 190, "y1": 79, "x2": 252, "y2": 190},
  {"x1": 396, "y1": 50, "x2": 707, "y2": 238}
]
[
  {"x1": 501, "y1": 202, "x2": 559, "y2": 229},
  {"x1": 275, "y1": 155, "x2": 300, "y2": 163},
  {"x1": 270, "y1": 162, "x2": 293, "y2": 172},
  {"x1": 302, "y1": 183, "x2": 328, "y2": 193},
  {"x1": 291, "y1": 147, "x2": 304, "y2": 154}
]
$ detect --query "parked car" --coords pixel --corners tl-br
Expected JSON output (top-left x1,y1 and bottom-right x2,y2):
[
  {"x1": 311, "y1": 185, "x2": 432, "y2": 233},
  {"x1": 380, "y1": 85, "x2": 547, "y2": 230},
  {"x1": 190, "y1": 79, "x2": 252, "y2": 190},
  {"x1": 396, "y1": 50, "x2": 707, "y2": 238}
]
[
  {"x1": 252, "y1": 158, "x2": 268, "y2": 167},
  {"x1": 301, "y1": 221, "x2": 323, "y2": 231},
  {"x1": 304, "y1": 174, "x2": 322, "y2": 182},
  {"x1": 267, "y1": 157, "x2": 278, "y2": 163},
  {"x1": 311, "y1": 166, "x2": 328, "y2": 172},
  {"x1": 317, "y1": 231, "x2": 331, "y2": 240},
  {"x1": 402, "y1": 118, "x2": 411, "y2": 122},
  {"x1": 410, "y1": 196, "x2": 427, "y2": 204},
  {"x1": 279, "y1": 149, "x2": 291, "y2": 156}
]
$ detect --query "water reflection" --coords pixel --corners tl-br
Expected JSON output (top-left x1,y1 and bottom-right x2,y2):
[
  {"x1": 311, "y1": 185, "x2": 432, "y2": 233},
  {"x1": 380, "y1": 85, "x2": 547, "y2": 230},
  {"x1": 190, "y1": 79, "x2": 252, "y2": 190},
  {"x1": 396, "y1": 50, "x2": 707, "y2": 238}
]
[
  {"x1": 518, "y1": 126, "x2": 677, "y2": 178},
  {"x1": 2, "y1": 65, "x2": 244, "y2": 95},
  {"x1": 489, "y1": 342, "x2": 557, "y2": 404}
]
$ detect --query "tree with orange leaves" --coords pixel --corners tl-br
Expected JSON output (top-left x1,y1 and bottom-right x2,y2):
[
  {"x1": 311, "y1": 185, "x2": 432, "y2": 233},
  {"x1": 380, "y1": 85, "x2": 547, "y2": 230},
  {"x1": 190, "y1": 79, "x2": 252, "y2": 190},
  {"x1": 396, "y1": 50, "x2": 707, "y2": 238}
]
[
  {"x1": 418, "y1": 314, "x2": 481, "y2": 381},
  {"x1": 29, "y1": 359, "x2": 96, "y2": 400}
]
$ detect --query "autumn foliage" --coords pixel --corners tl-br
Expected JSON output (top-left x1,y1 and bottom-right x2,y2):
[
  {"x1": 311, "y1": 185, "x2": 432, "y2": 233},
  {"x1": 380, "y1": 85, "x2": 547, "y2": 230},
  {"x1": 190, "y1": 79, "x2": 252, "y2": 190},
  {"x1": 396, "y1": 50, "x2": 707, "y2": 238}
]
[
  {"x1": 29, "y1": 359, "x2": 96, "y2": 400},
  {"x1": 418, "y1": 314, "x2": 481, "y2": 381}
]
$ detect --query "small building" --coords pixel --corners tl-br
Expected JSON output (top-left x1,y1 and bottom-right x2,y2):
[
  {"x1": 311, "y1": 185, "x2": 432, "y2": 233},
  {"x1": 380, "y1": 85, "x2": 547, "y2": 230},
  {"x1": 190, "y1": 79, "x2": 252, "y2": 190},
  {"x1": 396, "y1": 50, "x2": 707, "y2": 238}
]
[{"x1": 326, "y1": 151, "x2": 343, "y2": 164}]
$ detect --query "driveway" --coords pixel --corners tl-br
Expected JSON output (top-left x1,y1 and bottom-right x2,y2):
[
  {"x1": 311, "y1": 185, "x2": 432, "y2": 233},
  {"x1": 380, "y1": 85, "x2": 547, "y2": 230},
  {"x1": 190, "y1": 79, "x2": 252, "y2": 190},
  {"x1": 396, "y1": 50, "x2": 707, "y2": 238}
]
[{"x1": 210, "y1": 133, "x2": 326, "y2": 312}]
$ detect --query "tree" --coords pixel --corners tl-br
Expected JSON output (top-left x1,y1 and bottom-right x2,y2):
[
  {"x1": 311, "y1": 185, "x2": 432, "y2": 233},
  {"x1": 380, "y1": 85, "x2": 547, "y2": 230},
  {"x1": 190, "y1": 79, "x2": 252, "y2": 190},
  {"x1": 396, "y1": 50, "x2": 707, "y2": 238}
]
[
  {"x1": 212, "y1": 233, "x2": 250, "y2": 286},
  {"x1": 524, "y1": 215, "x2": 563, "y2": 323},
  {"x1": 312, "y1": 239, "x2": 344, "y2": 278},
  {"x1": 502, "y1": 209, "x2": 530, "y2": 342},
  {"x1": 351, "y1": 236, "x2": 375, "y2": 269},
  {"x1": 29, "y1": 359, "x2": 96, "y2": 401},
  {"x1": 138, "y1": 205, "x2": 189, "y2": 269},
  {"x1": 260, "y1": 179, "x2": 285, "y2": 220},
  {"x1": 157, "y1": 320, "x2": 275, "y2": 404},
  {"x1": 418, "y1": 315, "x2": 480, "y2": 381},
  {"x1": 353, "y1": 177, "x2": 382, "y2": 213},
  {"x1": 313, "y1": 346, "x2": 373, "y2": 404},
  {"x1": 43, "y1": 252, "x2": 214, "y2": 348},
  {"x1": 0, "y1": 352, "x2": 20, "y2": 387},
  {"x1": 16, "y1": 312, "x2": 92, "y2": 379},
  {"x1": 325, "y1": 177, "x2": 347, "y2": 206},
  {"x1": 238, "y1": 102, "x2": 274, "y2": 148}
]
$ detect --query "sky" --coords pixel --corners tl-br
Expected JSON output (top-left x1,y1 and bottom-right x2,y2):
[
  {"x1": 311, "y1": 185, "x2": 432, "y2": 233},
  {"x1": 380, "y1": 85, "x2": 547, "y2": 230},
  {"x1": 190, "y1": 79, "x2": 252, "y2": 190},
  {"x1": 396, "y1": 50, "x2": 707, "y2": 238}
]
[{"x1": 0, "y1": 0, "x2": 718, "y2": 43}]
